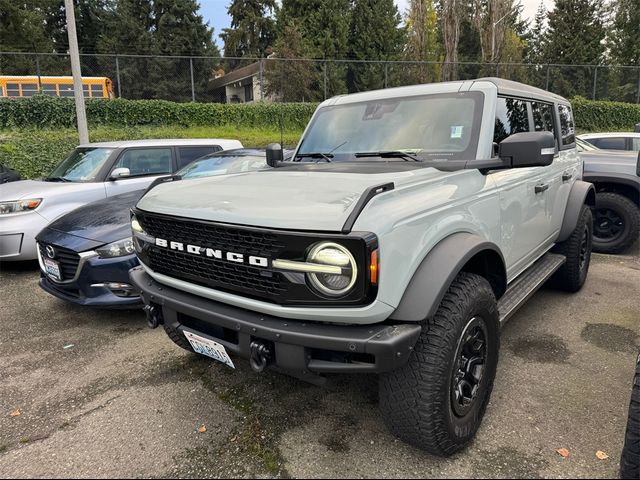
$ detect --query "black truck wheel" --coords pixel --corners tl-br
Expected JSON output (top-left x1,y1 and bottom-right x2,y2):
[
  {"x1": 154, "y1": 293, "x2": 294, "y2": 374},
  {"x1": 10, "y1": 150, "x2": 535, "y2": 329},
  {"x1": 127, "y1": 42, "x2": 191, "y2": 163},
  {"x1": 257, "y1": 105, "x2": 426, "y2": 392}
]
[
  {"x1": 593, "y1": 193, "x2": 640, "y2": 254},
  {"x1": 550, "y1": 204, "x2": 593, "y2": 292},
  {"x1": 620, "y1": 354, "x2": 640, "y2": 479},
  {"x1": 163, "y1": 323, "x2": 195, "y2": 352},
  {"x1": 379, "y1": 272, "x2": 499, "y2": 456}
]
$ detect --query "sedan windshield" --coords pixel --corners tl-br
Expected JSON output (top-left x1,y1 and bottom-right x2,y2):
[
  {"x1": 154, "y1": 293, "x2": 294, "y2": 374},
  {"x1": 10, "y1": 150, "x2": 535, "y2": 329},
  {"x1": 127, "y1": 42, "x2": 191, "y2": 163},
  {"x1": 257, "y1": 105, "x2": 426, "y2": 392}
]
[
  {"x1": 47, "y1": 148, "x2": 114, "y2": 182},
  {"x1": 297, "y1": 92, "x2": 483, "y2": 162},
  {"x1": 178, "y1": 154, "x2": 267, "y2": 179}
]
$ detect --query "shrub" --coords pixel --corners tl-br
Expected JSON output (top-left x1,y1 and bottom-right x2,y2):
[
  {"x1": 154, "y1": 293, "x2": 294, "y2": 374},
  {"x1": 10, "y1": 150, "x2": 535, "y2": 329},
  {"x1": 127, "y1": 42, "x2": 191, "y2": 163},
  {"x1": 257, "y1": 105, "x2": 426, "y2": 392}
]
[
  {"x1": 572, "y1": 97, "x2": 640, "y2": 132},
  {"x1": 0, "y1": 96, "x2": 318, "y2": 130}
]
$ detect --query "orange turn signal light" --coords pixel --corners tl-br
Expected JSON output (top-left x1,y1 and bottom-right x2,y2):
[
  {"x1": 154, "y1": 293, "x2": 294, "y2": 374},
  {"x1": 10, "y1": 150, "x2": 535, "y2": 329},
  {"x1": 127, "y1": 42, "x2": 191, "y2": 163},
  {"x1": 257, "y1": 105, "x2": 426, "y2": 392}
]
[{"x1": 369, "y1": 249, "x2": 379, "y2": 285}]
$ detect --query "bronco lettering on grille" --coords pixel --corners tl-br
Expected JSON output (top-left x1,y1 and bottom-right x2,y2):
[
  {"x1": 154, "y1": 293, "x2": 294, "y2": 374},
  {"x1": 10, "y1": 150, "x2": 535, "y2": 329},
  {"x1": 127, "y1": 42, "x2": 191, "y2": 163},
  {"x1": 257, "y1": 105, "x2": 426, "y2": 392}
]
[{"x1": 154, "y1": 238, "x2": 269, "y2": 267}]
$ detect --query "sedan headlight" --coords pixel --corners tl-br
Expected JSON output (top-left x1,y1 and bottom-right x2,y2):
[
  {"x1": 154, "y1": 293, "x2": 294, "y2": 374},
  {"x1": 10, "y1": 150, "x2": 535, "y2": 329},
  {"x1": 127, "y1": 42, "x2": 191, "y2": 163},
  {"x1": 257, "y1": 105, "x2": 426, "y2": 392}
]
[
  {"x1": 306, "y1": 242, "x2": 357, "y2": 296},
  {"x1": 0, "y1": 198, "x2": 42, "y2": 214},
  {"x1": 96, "y1": 238, "x2": 135, "y2": 258}
]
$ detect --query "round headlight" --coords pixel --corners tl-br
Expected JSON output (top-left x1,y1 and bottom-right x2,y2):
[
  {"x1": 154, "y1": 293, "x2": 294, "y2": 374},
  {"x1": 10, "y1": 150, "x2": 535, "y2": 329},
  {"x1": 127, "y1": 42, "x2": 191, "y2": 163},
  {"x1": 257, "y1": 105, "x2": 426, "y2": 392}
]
[{"x1": 307, "y1": 242, "x2": 357, "y2": 297}]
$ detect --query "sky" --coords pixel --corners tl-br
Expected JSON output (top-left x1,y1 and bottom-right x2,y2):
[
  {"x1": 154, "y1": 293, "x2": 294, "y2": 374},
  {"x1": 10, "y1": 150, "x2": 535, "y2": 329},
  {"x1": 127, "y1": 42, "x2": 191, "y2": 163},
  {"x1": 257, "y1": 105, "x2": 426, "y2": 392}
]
[{"x1": 199, "y1": 0, "x2": 555, "y2": 50}]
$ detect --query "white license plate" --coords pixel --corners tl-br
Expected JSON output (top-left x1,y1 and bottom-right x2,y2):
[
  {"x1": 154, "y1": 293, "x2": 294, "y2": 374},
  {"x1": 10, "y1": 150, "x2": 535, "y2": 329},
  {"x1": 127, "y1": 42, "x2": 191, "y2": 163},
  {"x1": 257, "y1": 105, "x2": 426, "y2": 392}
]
[
  {"x1": 183, "y1": 330, "x2": 235, "y2": 369},
  {"x1": 43, "y1": 257, "x2": 62, "y2": 281}
]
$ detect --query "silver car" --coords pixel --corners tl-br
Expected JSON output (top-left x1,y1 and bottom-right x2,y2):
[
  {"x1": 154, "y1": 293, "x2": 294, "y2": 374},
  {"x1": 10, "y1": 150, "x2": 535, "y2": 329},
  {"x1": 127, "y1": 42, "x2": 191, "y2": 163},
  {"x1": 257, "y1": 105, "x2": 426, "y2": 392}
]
[{"x1": 0, "y1": 138, "x2": 242, "y2": 261}]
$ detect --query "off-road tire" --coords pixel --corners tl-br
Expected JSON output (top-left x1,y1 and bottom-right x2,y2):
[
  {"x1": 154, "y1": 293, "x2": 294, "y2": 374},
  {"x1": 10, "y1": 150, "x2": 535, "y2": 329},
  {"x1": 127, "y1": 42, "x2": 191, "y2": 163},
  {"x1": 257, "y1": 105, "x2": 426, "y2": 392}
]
[
  {"x1": 163, "y1": 323, "x2": 194, "y2": 352},
  {"x1": 379, "y1": 272, "x2": 500, "y2": 456},
  {"x1": 592, "y1": 193, "x2": 640, "y2": 254},
  {"x1": 620, "y1": 354, "x2": 640, "y2": 479},
  {"x1": 550, "y1": 205, "x2": 592, "y2": 292}
]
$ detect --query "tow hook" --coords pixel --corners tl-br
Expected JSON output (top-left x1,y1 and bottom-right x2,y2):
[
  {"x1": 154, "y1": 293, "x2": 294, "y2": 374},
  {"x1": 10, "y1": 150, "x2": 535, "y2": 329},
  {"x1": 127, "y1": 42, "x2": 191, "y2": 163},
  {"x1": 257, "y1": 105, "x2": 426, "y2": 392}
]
[
  {"x1": 144, "y1": 304, "x2": 163, "y2": 329},
  {"x1": 249, "y1": 340, "x2": 273, "y2": 373}
]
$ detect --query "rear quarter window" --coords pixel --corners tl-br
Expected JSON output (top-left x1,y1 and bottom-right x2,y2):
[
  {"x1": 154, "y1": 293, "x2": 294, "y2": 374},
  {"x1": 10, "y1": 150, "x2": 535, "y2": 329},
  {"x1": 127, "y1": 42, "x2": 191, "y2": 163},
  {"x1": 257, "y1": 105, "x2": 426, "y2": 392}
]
[{"x1": 557, "y1": 105, "x2": 575, "y2": 147}]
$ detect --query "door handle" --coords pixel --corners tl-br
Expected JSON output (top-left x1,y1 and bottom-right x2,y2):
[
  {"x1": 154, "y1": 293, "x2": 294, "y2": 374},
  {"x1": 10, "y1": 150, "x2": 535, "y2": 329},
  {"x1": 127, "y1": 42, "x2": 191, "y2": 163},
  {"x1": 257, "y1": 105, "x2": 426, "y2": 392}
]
[
  {"x1": 535, "y1": 183, "x2": 549, "y2": 194},
  {"x1": 562, "y1": 172, "x2": 572, "y2": 182}
]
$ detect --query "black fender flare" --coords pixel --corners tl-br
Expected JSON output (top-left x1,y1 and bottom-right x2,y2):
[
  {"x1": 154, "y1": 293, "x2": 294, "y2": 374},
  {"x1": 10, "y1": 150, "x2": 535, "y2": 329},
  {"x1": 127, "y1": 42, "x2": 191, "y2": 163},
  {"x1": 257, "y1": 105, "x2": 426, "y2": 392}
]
[
  {"x1": 390, "y1": 232, "x2": 507, "y2": 322},
  {"x1": 557, "y1": 180, "x2": 596, "y2": 242}
]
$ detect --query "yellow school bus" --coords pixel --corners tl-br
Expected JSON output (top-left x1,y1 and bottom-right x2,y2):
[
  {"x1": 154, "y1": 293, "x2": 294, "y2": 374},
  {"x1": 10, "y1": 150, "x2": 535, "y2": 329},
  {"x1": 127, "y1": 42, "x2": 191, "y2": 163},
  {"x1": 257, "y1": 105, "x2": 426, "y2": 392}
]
[{"x1": 0, "y1": 76, "x2": 115, "y2": 99}]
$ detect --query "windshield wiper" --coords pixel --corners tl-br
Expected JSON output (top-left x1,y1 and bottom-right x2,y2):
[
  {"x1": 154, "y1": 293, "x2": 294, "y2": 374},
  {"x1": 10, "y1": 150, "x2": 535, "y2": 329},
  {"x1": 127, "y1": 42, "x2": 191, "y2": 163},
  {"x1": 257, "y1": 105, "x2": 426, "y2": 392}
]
[
  {"x1": 43, "y1": 176, "x2": 72, "y2": 182},
  {"x1": 354, "y1": 151, "x2": 423, "y2": 162},
  {"x1": 295, "y1": 152, "x2": 333, "y2": 163}
]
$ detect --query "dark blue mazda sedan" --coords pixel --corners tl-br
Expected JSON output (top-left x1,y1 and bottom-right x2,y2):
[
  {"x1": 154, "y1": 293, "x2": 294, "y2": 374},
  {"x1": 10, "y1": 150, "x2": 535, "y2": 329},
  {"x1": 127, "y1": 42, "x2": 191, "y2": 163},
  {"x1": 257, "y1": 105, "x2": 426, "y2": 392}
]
[{"x1": 36, "y1": 148, "x2": 282, "y2": 308}]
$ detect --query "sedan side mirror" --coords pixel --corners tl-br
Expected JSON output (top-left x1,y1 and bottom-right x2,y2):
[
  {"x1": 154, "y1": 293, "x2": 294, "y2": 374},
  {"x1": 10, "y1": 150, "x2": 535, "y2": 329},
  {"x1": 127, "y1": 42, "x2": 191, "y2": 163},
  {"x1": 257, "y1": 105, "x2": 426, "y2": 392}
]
[
  {"x1": 110, "y1": 167, "x2": 131, "y2": 180},
  {"x1": 499, "y1": 132, "x2": 556, "y2": 168}
]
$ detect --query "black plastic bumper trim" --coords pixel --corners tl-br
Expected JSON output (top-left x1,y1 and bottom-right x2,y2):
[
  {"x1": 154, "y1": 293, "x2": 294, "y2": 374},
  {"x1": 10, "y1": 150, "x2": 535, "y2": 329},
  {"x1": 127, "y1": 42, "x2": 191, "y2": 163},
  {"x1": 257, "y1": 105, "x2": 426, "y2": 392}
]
[{"x1": 130, "y1": 267, "x2": 421, "y2": 374}]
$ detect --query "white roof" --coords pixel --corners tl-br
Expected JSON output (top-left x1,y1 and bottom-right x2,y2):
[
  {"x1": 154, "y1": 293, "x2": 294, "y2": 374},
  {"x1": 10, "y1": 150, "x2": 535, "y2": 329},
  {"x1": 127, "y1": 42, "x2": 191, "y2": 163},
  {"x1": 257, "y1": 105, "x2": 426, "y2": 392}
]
[
  {"x1": 579, "y1": 132, "x2": 640, "y2": 139},
  {"x1": 78, "y1": 138, "x2": 243, "y2": 149}
]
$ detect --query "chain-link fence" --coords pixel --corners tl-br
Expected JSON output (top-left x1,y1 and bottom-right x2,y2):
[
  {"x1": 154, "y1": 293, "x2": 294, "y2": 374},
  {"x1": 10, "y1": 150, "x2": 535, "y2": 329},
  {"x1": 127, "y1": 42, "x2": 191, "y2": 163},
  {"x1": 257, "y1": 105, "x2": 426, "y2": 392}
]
[{"x1": 1, "y1": 51, "x2": 639, "y2": 104}]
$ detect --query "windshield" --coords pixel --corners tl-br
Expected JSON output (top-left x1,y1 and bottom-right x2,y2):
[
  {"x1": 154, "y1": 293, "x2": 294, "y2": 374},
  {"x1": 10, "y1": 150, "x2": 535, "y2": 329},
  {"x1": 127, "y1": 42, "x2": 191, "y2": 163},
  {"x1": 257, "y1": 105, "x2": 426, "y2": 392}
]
[
  {"x1": 178, "y1": 154, "x2": 267, "y2": 179},
  {"x1": 48, "y1": 148, "x2": 114, "y2": 182},
  {"x1": 297, "y1": 92, "x2": 483, "y2": 162}
]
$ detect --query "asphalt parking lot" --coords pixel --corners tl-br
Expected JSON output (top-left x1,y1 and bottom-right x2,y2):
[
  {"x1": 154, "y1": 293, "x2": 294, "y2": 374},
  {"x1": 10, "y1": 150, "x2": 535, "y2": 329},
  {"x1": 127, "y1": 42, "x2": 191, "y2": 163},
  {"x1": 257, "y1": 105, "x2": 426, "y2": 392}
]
[{"x1": 0, "y1": 251, "x2": 638, "y2": 479}]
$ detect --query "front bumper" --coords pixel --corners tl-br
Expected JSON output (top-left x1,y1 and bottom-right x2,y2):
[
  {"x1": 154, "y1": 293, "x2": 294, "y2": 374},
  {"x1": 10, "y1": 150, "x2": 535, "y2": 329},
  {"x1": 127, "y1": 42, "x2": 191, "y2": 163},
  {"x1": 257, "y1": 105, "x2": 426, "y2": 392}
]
[
  {"x1": 130, "y1": 267, "x2": 422, "y2": 375},
  {"x1": 0, "y1": 211, "x2": 46, "y2": 260},
  {"x1": 39, "y1": 252, "x2": 142, "y2": 308}
]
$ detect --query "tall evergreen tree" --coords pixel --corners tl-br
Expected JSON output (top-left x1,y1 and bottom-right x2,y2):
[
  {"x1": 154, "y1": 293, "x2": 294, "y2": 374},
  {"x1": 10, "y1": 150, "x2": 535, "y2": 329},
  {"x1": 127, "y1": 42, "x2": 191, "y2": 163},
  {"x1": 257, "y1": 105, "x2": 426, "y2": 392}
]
[
  {"x1": 404, "y1": 0, "x2": 441, "y2": 83},
  {"x1": 97, "y1": 0, "x2": 219, "y2": 101},
  {"x1": 526, "y1": 1, "x2": 547, "y2": 63},
  {"x1": 346, "y1": 0, "x2": 404, "y2": 92},
  {"x1": 607, "y1": 0, "x2": 640, "y2": 101},
  {"x1": 277, "y1": 0, "x2": 352, "y2": 96},
  {"x1": 544, "y1": 0, "x2": 605, "y2": 97},
  {"x1": 220, "y1": 0, "x2": 276, "y2": 70},
  {"x1": 264, "y1": 22, "x2": 316, "y2": 101}
]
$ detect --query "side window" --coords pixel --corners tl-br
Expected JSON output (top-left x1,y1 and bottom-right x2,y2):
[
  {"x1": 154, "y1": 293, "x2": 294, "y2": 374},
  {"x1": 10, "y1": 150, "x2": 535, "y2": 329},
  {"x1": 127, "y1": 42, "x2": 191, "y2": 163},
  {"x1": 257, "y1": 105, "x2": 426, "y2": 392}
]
[
  {"x1": 494, "y1": 97, "x2": 529, "y2": 143},
  {"x1": 557, "y1": 104, "x2": 575, "y2": 147},
  {"x1": 59, "y1": 84, "x2": 74, "y2": 97},
  {"x1": 176, "y1": 146, "x2": 221, "y2": 169},
  {"x1": 112, "y1": 148, "x2": 173, "y2": 176},
  {"x1": 6, "y1": 83, "x2": 20, "y2": 96},
  {"x1": 90, "y1": 84, "x2": 104, "y2": 98},
  {"x1": 531, "y1": 102, "x2": 555, "y2": 135},
  {"x1": 632, "y1": 138, "x2": 640, "y2": 151},
  {"x1": 42, "y1": 84, "x2": 57, "y2": 96},
  {"x1": 21, "y1": 83, "x2": 38, "y2": 97},
  {"x1": 593, "y1": 137, "x2": 627, "y2": 151}
]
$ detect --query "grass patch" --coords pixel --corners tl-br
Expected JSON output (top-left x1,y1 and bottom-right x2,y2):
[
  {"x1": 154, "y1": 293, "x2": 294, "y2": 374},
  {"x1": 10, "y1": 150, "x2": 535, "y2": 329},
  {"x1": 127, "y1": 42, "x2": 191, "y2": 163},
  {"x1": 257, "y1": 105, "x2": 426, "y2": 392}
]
[{"x1": 0, "y1": 125, "x2": 303, "y2": 179}]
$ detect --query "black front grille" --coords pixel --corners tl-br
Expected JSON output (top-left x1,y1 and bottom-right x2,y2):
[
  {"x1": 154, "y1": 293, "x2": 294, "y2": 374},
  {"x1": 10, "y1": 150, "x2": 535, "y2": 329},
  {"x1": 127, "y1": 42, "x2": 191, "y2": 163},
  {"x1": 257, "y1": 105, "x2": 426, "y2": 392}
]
[
  {"x1": 139, "y1": 213, "x2": 288, "y2": 302},
  {"x1": 141, "y1": 214, "x2": 286, "y2": 257},
  {"x1": 135, "y1": 210, "x2": 376, "y2": 306},
  {"x1": 149, "y1": 247, "x2": 286, "y2": 297},
  {"x1": 39, "y1": 244, "x2": 80, "y2": 281}
]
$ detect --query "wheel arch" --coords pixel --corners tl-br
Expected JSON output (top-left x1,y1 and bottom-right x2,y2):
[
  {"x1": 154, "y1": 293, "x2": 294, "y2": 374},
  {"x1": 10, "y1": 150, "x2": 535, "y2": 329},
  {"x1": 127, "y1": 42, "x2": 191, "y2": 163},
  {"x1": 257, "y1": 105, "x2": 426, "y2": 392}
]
[
  {"x1": 390, "y1": 232, "x2": 506, "y2": 322},
  {"x1": 584, "y1": 175, "x2": 640, "y2": 206},
  {"x1": 557, "y1": 180, "x2": 596, "y2": 242}
]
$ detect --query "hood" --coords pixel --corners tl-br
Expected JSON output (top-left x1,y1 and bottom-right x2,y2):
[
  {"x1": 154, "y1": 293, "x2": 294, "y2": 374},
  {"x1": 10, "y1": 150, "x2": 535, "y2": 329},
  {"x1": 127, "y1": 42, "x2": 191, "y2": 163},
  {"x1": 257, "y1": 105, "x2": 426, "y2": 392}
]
[
  {"x1": 0, "y1": 179, "x2": 97, "y2": 201},
  {"x1": 136, "y1": 165, "x2": 448, "y2": 231},
  {"x1": 47, "y1": 190, "x2": 145, "y2": 244}
]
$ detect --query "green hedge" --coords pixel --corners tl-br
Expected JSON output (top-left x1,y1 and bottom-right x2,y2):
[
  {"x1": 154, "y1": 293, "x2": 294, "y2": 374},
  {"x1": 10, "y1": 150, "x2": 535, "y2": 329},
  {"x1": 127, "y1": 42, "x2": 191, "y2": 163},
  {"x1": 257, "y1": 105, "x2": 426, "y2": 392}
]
[
  {"x1": 1, "y1": 95, "x2": 638, "y2": 132},
  {"x1": 572, "y1": 97, "x2": 640, "y2": 132},
  {"x1": 0, "y1": 96, "x2": 318, "y2": 130}
]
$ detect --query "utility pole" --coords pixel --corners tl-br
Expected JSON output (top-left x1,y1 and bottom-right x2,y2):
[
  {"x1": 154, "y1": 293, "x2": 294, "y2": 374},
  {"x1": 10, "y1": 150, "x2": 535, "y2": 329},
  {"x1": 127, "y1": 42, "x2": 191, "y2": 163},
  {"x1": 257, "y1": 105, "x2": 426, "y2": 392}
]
[
  {"x1": 65, "y1": 0, "x2": 89, "y2": 144},
  {"x1": 491, "y1": 10, "x2": 511, "y2": 65}
]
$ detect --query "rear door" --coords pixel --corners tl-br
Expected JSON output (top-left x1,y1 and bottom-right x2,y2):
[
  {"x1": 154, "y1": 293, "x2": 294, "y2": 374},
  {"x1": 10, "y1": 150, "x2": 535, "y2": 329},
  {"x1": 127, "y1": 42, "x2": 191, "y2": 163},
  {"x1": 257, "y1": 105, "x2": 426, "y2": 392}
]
[{"x1": 104, "y1": 147, "x2": 174, "y2": 196}]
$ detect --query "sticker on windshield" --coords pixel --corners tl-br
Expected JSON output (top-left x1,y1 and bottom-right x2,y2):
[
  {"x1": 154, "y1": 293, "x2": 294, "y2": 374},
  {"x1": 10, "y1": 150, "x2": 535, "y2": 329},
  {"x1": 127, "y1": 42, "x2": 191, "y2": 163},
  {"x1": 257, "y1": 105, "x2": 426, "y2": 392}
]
[{"x1": 451, "y1": 126, "x2": 464, "y2": 139}]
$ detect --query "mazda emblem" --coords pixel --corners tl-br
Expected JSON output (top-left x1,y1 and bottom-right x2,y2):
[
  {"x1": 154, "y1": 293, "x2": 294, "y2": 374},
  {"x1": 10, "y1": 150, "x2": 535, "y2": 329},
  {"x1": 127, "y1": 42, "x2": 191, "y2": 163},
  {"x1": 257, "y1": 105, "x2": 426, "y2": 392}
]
[{"x1": 45, "y1": 245, "x2": 56, "y2": 259}]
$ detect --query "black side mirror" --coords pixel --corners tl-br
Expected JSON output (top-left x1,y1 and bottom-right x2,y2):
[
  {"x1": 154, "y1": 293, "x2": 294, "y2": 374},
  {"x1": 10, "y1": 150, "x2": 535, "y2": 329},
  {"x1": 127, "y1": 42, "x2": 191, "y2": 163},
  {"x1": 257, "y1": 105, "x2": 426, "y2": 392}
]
[
  {"x1": 499, "y1": 132, "x2": 556, "y2": 168},
  {"x1": 266, "y1": 143, "x2": 284, "y2": 168},
  {"x1": 634, "y1": 123, "x2": 640, "y2": 133}
]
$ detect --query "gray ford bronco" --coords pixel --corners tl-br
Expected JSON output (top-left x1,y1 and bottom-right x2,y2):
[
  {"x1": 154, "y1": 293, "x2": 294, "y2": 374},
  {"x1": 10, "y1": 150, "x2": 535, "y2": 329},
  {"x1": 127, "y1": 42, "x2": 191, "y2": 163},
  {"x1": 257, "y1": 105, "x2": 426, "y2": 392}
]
[{"x1": 129, "y1": 78, "x2": 595, "y2": 456}]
